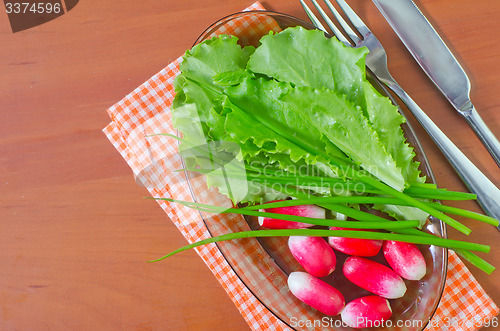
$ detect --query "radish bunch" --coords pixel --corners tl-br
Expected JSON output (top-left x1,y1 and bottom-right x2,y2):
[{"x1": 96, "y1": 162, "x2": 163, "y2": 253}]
[{"x1": 259, "y1": 202, "x2": 427, "y2": 328}]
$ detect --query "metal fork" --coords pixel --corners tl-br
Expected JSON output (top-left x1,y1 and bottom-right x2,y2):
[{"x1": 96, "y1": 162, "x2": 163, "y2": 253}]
[{"x1": 300, "y1": 0, "x2": 500, "y2": 223}]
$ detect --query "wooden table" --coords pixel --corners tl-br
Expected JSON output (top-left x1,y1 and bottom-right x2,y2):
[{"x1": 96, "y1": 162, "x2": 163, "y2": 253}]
[{"x1": 1, "y1": 0, "x2": 499, "y2": 329}]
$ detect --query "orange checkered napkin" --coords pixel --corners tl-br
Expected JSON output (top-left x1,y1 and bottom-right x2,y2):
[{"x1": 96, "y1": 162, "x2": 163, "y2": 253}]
[{"x1": 103, "y1": 2, "x2": 498, "y2": 330}]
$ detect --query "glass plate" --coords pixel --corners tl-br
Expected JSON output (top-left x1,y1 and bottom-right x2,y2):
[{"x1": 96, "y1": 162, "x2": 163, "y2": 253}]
[{"x1": 181, "y1": 11, "x2": 448, "y2": 331}]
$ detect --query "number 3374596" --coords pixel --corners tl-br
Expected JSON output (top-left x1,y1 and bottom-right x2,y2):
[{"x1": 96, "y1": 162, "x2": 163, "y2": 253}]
[{"x1": 5, "y1": 2, "x2": 62, "y2": 14}]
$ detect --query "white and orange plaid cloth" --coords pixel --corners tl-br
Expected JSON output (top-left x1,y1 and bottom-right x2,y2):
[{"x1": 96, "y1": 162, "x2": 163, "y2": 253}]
[{"x1": 103, "y1": 2, "x2": 499, "y2": 330}]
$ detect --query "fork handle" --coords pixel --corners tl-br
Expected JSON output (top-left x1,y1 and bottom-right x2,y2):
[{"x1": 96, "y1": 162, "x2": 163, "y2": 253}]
[
  {"x1": 387, "y1": 82, "x2": 500, "y2": 223},
  {"x1": 461, "y1": 105, "x2": 500, "y2": 167}
]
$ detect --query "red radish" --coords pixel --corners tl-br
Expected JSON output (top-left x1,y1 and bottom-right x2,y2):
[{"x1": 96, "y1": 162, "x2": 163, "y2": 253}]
[
  {"x1": 328, "y1": 227, "x2": 383, "y2": 257},
  {"x1": 288, "y1": 236, "x2": 336, "y2": 277},
  {"x1": 287, "y1": 271, "x2": 345, "y2": 316},
  {"x1": 343, "y1": 257, "x2": 406, "y2": 299},
  {"x1": 258, "y1": 201, "x2": 325, "y2": 229},
  {"x1": 383, "y1": 241, "x2": 426, "y2": 280},
  {"x1": 341, "y1": 295, "x2": 392, "y2": 328}
]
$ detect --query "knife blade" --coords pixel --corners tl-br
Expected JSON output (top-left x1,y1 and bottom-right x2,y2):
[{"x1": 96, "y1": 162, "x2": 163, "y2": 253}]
[{"x1": 372, "y1": 0, "x2": 500, "y2": 167}]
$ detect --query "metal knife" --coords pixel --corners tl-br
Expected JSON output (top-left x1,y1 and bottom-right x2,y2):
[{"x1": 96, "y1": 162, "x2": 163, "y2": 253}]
[{"x1": 372, "y1": 0, "x2": 500, "y2": 167}]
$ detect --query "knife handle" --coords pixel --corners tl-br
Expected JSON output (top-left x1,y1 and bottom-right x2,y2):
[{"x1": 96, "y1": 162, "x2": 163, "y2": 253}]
[
  {"x1": 386, "y1": 81, "x2": 500, "y2": 223},
  {"x1": 461, "y1": 105, "x2": 500, "y2": 167}
]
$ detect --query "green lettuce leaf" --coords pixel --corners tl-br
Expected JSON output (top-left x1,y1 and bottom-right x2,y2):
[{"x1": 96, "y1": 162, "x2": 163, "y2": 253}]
[
  {"x1": 362, "y1": 82, "x2": 424, "y2": 184},
  {"x1": 247, "y1": 26, "x2": 368, "y2": 107},
  {"x1": 179, "y1": 34, "x2": 254, "y2": 88},
  {"x1": 280, "y1": 85, "x2": 405, "y2": 191},
  {"x1": 172, "y1": 29, "x2": 427, "y2": 209},
  {"x1": 248, "y1": 26, "x2": 424, "y2": 187},
  {"x1": 224, "y1": 76, "x2": 404, "y2": 191},
  {"x1": 173, "y1": 34, "x2": 255, "y2": 140},
  {"x1": 225, "y1": 76, "x2": 347, "y2": 163},
  {"x1": 373, "y1": 203, "x2": 429, "y2": 226},
  {"x1": 171, "y1": 103, "x2": 287, "y2": 204}
]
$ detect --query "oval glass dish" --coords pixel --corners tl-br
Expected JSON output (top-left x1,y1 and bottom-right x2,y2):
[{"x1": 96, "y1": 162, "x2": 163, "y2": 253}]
[{"x1": 181, "y1": 10, "x2": 448, "y2": 331}]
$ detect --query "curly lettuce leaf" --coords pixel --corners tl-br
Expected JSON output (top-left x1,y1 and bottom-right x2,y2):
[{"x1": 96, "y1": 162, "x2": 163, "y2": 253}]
[
  {"x1": 220, "y1": 94, "x2": 324, "y2": 169},
  {"x1": 373, "y1": 203, "x2": 429, "y2": 226},
  {"x1": 224, "y1": 76, "x2": 404, "y2": 191},
  {"x1": 179, "y1": 34, "x2": 254, "y2": 87},
  {"x1": 281, "y1": 85, "x2": 405, "y2": 191},
  {"x1": 248, "y1": 26, "x2": 423, "y2": 187},
  {"x1": 173, "y1": 34, "x2": 255, "y2": 140},
  {"x1": 172, "y1": 29, "x2": 426, "y2": 208},
  {"x1": 247, "y1": 26, "x2": 368, "y2": 107},
  {"x1": 171, "y1": 35, "x2": 332, "y2": 201},
  {"x1": 171, "y1": 103, "x2": 286, "y2": 204},
  {"x1": 224, "y1": 76, "x2": 347, "y2": 162},
  {"x1": 362, "y1": 82, "x2": 424, "y2": 184}
]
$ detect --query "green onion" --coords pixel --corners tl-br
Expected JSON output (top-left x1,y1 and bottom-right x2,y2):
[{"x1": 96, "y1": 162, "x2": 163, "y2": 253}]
[
  {"x1": 147, "y1": 188, "x2": 495, "y2": 273},
  {"x1": 404, "y1": 186, "x2": 477, "y2": 201},
  {"x1": 150, "y1": 197, "x2": 420, "y2": 230},
  {"x1": 392, "y1": 227, "x2": 495, "y2": 274},
  {"x1": 246, "y1": 186, "x2": 495, "y2": 274},
  {"x1": 242, "y1": 196, "x2": 498, "y2": 226},
  {"x1": 191, "y1": 167, "x2": 477, "y2": 202},
  {"x1": 149, "y1": 228, "x2": 489, "y2": 263},
  {"x1": 428, "y1": 204, "x2": 498, "y2": 226},
  {"x1": 455, "y1": 250, "x2": 496, "y2": 275},
  {"x1": 342, "y1": 170, "x2": 471, "y2": 235}
]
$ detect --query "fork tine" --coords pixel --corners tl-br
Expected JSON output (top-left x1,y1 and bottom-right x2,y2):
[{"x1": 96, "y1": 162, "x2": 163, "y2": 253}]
[
  {"x1": 334, "y1": 0, "x2": 371, "y2": 38},
  {"x1": 299, "y1": 0, "x2": 328, "y2": 33},
  {"x1": 322, "y1": 0, "x2": 361, "y2": 45},
  {"x1": 309, "y1": 0, "x2": 351, "y2": 45}
]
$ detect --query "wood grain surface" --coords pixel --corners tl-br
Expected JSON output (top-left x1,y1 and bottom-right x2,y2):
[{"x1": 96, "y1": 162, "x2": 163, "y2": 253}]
[{"x1": 1, "y1": 0, "x2": 499, "y2": 330}]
